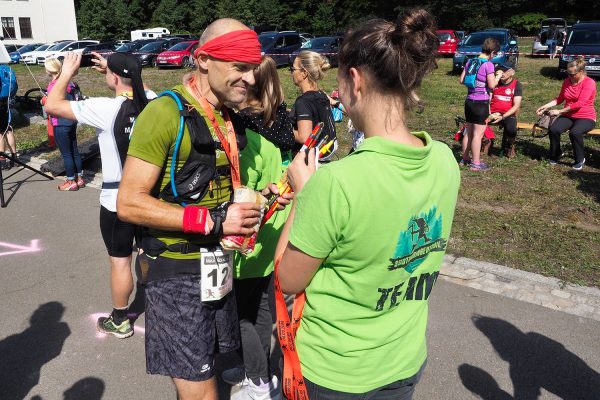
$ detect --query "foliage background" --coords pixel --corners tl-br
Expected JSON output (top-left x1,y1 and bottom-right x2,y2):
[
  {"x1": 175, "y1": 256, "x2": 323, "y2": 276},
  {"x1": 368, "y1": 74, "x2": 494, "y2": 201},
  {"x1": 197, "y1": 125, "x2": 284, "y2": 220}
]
[{"x1": 74, "y1": 0, "x2": 600, "y2": 40}]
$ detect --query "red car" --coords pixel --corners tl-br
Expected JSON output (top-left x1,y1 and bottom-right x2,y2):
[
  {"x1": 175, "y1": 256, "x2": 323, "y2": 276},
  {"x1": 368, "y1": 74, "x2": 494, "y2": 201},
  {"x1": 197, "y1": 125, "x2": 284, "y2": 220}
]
[
  {"x1": 156, "y1": 40, "x2": 198, "y2": 68},
  {"x1": 437, "y1": 30, "x2": 459, "y2": 56}
]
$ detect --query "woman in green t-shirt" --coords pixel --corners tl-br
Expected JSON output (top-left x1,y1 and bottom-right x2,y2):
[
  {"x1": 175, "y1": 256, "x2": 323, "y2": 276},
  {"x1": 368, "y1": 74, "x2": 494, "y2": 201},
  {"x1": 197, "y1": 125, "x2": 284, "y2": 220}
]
[{"x1": 275, "y1": 8, "x2": 460, "y2": 399}]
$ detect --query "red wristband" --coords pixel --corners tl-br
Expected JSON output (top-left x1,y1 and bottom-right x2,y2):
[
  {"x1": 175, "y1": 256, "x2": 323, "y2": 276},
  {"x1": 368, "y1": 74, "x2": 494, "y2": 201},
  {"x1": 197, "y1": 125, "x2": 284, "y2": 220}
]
[{"x1": 182, "y1": 206, "x2": 209, "y2": 234}]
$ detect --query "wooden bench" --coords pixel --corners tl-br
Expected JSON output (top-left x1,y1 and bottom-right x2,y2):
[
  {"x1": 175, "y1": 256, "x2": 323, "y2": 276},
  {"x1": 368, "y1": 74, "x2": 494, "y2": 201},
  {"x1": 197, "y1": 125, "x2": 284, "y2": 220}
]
[{"x1": 517, "y1": 122, "x2": 600, "y2": 136}]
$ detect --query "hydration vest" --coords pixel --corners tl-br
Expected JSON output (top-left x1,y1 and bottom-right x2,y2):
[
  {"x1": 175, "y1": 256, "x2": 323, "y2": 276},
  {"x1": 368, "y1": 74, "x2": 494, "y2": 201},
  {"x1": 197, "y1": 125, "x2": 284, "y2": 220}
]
[
  {"x1": 490, "y1": 80, "x2": 518, "y2": 114},
  {"x1": 463, "y1": 58, "x2": 485, "y2": 89},
  {"x1": 0, "y1": 65, "x2": 17, "y2": 100},
  {"x1": 157, "y1": 90, "x2": 247, "y2": 206}
]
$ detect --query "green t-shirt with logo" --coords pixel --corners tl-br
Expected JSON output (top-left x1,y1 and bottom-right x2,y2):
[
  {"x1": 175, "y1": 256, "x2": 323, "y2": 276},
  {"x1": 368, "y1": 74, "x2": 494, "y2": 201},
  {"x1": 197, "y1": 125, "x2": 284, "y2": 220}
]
[
  {"x1": 234, "y1": 129, "x2": 290, "y2": 279},
  {"x1": 127, "y1": 85, "x2": 233, "y2": 259},
  {"x1": 289, "y1": 132, "x2": 460, "y2": 393}
]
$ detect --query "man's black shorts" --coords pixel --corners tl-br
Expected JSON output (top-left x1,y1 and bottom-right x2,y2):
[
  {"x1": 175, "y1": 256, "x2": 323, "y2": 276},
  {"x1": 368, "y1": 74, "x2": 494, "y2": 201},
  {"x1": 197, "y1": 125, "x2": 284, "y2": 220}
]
[
  {"x1": 99, "y1": 205, "x2": 137, "y2": 257},
  {"x1": 144, "y1": 255, "x2": 240, "y2": 381},
  {"x1": 0, "y1": 107, "x2": 10, "y2": 133}
]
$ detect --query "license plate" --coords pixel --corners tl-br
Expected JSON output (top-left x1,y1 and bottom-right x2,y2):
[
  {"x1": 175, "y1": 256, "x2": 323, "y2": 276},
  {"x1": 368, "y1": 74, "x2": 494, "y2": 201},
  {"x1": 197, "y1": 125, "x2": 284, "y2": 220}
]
[{"x1": 585, "y1": 65, "x2": 600, "y2": 70}]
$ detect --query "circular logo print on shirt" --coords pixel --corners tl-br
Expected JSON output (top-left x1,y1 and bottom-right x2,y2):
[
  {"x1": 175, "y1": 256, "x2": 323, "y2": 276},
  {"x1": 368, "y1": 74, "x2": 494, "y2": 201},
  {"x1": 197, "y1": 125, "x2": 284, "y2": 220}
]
[{"x1": 505, "y1": 88, "x2": 512, "y2": 95}]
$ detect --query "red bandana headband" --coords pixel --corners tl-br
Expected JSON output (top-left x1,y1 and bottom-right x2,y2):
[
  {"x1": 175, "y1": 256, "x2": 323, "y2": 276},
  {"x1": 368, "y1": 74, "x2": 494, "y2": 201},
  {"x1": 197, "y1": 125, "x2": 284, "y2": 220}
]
[{"x1": 194, "y1": 29, "x2": 261, "y2": 65}]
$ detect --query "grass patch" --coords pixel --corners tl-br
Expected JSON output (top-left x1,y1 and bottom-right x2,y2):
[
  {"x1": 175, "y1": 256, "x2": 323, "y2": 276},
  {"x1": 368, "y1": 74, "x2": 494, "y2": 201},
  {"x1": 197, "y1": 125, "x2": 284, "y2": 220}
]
[{"x1": 9, "y1": 39, "x2": 600, "y2": 286}]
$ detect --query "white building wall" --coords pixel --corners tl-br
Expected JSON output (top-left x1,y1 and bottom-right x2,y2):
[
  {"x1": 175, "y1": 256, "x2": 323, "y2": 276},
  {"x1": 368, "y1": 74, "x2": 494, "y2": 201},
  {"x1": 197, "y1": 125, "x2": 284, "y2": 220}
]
[{"x1": 0, "y1": 0, "x2": 78, "y2": 44}]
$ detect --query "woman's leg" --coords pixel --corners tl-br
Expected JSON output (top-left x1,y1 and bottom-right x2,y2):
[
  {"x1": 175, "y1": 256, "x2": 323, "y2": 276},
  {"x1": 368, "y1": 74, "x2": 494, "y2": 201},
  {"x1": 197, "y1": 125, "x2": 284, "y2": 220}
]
[
  {"x1": 67, "y1": 125, "x2": 83, "y2": 175},
  {"x1": 462, "y1": 123, "x2": 474, "y2": 161},
  {"x1": 54, "y1": 125, "x2": 76, "y2": 179},
  {"x1": 548, "y1": 117, "x2": 573, "y2": 161},
  {"x1": 470, "y1": 123, "x2": 486, "y2": 164},
  {"x1": 568, "y1": 119, "x2": 595, "y2": 164}
]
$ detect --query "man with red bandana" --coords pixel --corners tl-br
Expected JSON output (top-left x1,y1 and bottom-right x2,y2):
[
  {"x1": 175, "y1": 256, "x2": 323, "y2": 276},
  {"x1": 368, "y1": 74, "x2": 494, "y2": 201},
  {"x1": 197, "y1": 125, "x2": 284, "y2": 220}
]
[{"x1": 117, "y1": 19, "x2": 290, "y2": 399}]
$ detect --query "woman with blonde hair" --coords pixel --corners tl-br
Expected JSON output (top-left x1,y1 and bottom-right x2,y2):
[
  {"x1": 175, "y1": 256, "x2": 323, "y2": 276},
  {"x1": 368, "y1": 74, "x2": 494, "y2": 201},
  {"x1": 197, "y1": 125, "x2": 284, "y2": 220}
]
[
  {"x1": 536, "y1": 57, "x2": 596, "y2": 170},
  {"x1": 238, "y1": 56, "x2": 295, "y2": 156},
  {"x1": 290, "y1": 50, "x2": 337, "y2": 159},
  {"x1": 44, "y1": 57, "x2": 84, "y2": 190}
]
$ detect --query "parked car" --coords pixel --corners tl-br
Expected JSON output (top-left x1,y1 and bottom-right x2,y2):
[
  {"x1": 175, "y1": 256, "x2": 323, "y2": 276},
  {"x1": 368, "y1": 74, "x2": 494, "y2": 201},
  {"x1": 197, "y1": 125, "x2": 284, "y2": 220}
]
[
  {"x1": 81, "y1": 41, "x2": 120, "y2": 67},
  {"x1": 455, "y1": 31, "x2": 467, "y2": 41},
  {"x1": 532, "y1": 18, "x2": 568, "y2": 55},
  {"x1": 133, "y1": 38, "x2": 185, "y2": 67},
  {"x1": 115, "y1": 39, "x2": 156, "y2": 54},
  {"x1": 258, "y1": 31, "x2": 302, "y2": 66},
  {"x1": 2, "y1": 44, "x2": 20, "y2": 54},
  {"x1": 289, "y1": 36, "x2": 342, "y2": 67},
  {"x1": 156, "y1": 40, "x2": 198, "y2": 68},
  {"x1": 559, "y1": 21, "x2": 600, "y2": 77},
  {"x1": 8, "y1": 43, "x2": 43, "y2": 64},
  {"x1": 20, "y1": 43, "x2": 57, "y2": 65},
  {"x1": 452, "y1": 29, "x2": 519, "y2": 73},
  {"x1": 299, "y1": 32, "x2": 315, "y2": 45},
  {"x1": 437, "y1": 30, "x2": 459, "y2": 56},
  {"x1": 36, "y1": 40, "x2": 99, "y2": 65}
]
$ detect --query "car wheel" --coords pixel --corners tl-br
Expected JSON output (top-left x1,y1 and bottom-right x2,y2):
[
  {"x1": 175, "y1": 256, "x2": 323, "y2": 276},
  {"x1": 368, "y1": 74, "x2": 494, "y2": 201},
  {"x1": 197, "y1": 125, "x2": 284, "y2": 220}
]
[
  {"x1": 151, "y1": 58, "x2": 157, "y2": 68},
  {"x1": 182, "y1": 56, "x2": 190, "y2": 68}
]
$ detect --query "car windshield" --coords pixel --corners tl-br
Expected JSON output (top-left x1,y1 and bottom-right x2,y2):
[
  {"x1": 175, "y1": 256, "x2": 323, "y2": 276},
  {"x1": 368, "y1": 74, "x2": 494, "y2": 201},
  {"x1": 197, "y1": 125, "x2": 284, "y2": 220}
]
[
  {"x1": 139, "y1": 42, "x2": 163, "y2": 52},
  {"x1": 168, "y1": 42, "x2": 192, "y2": 51},
  {"x1": 16, "y1": 44, "x2": 39, "y2": 53},
  {"x1": 34, "y1": 44, "x2": 51, "y2": 51},
  {"x1": 568, "y1": 29, "x2": 600, "y2": 45},
  {"x1": 53, "y1": 42, "x2": 72, "y2": 51},
  {"x1": 301, "y1": 37, "x2": 334, "y2": 49},
  {"x1": 463, "y1": 33, "x2": 506, "y2": 46},
  {"x1": 259, "y1": 35, "x2": 276, "y2": 49},
  {"x1": 437, "y1": 33, "x2": 452, "y2": 42},
  {"x1": 116, "y1": 42, "x2": 137, "y2": 52}
]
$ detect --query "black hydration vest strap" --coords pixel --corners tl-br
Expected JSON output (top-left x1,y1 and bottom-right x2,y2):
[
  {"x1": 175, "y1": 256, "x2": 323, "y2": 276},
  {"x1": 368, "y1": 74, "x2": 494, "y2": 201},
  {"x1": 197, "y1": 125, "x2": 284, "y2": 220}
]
[{"x1": 113, "y1": 98, "x2": 140, "y2": 168}]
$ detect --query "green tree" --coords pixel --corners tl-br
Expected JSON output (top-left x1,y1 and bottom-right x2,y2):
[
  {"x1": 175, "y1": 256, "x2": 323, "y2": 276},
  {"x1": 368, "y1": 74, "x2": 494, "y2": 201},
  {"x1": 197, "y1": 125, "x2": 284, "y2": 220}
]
[
  {"x1": 506, "y1": 13, "x2": 547, "y2": 35},
  {"x1": 78, "y1": 0, "x2": 110, "y2": 39}
]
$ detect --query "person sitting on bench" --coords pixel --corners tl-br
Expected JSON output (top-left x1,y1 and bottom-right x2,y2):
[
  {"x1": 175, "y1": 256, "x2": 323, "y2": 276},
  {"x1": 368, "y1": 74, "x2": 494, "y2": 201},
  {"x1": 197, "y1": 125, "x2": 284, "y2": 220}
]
[{"x1": 487, "y1": 62, "x2": 522, "y2": 159}]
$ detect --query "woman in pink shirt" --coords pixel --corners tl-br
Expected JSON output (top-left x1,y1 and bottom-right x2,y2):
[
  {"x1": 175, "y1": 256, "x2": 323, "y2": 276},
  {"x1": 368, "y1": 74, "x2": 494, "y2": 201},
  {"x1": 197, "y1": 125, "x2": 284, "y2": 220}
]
[{"x1": 536, "y1": 58, "x2": 597, "y2": 170}]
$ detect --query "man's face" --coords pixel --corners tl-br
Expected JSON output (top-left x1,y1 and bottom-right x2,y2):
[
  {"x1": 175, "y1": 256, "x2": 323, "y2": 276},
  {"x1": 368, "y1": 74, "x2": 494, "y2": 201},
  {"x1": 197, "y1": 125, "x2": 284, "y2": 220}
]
[
  {"x1": 206, "y1": 58, "x2": 256, "y2": 105},
  {"x1": 500, "y1": 68, "x2": 515, "y2": 83}
]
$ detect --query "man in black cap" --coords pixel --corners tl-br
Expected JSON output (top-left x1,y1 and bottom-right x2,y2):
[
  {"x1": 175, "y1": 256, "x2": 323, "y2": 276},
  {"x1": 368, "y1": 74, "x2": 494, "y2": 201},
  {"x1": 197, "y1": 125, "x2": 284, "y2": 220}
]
[
  {"x1": 488, "y1": 61, "x2": 522, "y2": 158},
  {"x1": 45, "y1": 51, "x2": 156, "y2": 338}
]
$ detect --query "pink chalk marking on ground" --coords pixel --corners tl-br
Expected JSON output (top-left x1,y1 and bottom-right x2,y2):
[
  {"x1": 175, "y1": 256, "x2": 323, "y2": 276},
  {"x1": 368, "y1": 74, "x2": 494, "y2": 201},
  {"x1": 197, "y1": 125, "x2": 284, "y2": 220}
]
[
  {"x1": 0, "y1": 240, "x2": 41, "y2": 257},
  {"x1": 89, "y1": 312, "x2": 145, "y2": 338}
]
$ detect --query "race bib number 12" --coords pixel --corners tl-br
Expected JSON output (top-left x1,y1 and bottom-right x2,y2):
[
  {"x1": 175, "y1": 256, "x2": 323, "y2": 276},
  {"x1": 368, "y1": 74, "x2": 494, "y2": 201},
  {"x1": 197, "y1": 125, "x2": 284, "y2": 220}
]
[{"x1": 200, "y1": 249, "x2": 233, "y2": 302}]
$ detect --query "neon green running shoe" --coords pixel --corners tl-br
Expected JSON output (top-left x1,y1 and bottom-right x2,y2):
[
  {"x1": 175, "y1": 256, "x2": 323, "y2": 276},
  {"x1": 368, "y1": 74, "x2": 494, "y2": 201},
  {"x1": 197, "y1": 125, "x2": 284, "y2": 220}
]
[{"x1": 97, "y1": 315, "x2": 133, "y2": 339}]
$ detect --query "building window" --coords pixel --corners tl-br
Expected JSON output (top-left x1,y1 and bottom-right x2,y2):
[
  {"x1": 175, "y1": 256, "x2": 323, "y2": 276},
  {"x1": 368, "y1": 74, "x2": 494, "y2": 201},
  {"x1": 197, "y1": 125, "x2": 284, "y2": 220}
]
[
  {"x1": 19, "y1": 17, "x2": 32, "y2": 38},
  {"x1": 2, "y1": 17, "x2": 16, "y2": 39}
]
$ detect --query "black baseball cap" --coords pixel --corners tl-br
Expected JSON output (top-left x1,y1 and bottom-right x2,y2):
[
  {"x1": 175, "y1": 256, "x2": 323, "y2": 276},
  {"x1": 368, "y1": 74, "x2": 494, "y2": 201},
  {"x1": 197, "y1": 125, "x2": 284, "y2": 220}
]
[
  {"x1": 107, "y1": 52, "x2": 141, "y2": 79},
  {"x1": 497, "y1": 61, "x2": 516, "y2": 71}
]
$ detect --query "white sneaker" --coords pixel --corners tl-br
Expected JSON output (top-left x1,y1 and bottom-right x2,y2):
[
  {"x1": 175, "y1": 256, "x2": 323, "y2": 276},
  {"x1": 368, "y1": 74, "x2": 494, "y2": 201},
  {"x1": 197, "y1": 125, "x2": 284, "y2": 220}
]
[
  {"x1": 222, "y1": 365, "x2": 247, "y2": 386},
  {"x1": 230, "y1": 375, "x2": 282, "y2": 400}
]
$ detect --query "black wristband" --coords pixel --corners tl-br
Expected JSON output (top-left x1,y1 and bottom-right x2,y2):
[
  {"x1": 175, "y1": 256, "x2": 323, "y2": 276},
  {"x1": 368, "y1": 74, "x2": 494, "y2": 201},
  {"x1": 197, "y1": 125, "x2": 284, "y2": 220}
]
[{"x1": 209, "y1": 202, "x2": 229, "y2": 237}]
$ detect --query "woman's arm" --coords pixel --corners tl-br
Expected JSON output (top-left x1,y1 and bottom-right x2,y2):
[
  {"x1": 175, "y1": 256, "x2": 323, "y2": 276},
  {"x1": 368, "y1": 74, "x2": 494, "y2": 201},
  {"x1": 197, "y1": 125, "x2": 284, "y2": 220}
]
[
  {"x1": 295, "y1": 119, "x2": 313, "y2": 144},
  {"x1": 536, "y1": 99, "x2": 558, "y2": 115}
]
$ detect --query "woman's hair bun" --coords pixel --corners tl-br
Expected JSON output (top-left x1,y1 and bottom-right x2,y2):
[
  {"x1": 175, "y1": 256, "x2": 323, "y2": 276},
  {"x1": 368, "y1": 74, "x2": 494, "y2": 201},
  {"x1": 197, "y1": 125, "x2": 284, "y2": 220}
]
[
  {"x1": 396, "y1": 8, "x2": 436, "y2": 36},
  {"x1": 320, "y1": 57, "x2": 331, "y2": 72}
]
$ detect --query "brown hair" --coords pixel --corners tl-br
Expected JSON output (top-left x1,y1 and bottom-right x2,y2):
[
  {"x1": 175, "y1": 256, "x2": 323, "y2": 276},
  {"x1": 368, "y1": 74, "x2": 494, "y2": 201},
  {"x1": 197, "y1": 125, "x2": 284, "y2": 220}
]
[
  {"x1": 246, "y1": 56, "x2": 285, "y2": 126},
  {"x1": 567, "y1": 57, "x2": 586, "y2": 74},
  {"x1": 297, "y1": 50, "x2": 331, "y2": 84},
  {"x1": 481, "y1": 38, "x2": 501, "y2": 55},
  {"x1": 337, "y1": 8, "x2": 438, "y2": 109}
]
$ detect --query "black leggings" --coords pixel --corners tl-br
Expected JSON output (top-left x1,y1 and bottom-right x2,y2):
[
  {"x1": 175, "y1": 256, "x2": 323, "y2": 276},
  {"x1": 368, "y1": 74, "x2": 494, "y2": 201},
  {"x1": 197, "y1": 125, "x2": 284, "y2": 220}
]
[
  {"x1": 499, "y1": 116, "x2": 518, "y2": 150},
  {"x1": 548, "y1": 117, "x2": 595, "y2": 163}
]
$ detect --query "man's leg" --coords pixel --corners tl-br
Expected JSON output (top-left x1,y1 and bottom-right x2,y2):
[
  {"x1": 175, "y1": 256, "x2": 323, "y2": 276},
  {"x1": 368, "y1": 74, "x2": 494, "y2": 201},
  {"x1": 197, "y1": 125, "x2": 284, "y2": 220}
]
[
  {"x1": 110, "y1": 255, "x2": 134, "y2": 308},
  {"x1": 173, "y1": 377, "x2": 218, "y2": 400}
]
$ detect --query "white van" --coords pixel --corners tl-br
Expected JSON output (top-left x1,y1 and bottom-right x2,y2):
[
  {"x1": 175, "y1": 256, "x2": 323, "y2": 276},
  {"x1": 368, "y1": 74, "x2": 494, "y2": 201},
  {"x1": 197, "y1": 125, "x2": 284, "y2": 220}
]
[{"x1": 131, "y1": 28, "x2": 170, "y2": 41}]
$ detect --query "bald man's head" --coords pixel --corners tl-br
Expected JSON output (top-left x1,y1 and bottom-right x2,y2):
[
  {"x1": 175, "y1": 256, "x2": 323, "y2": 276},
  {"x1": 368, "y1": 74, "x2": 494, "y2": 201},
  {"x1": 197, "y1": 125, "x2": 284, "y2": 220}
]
[{"x1": 200, "y1": 18, "x2": 251, "y2": 45}]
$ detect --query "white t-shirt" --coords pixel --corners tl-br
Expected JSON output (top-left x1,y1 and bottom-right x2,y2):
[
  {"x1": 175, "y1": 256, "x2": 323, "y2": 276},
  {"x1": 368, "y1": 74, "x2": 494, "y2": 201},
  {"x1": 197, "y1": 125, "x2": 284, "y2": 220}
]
[{"x1": 70, "y1": 91, "x2": 156, "y2": 212}]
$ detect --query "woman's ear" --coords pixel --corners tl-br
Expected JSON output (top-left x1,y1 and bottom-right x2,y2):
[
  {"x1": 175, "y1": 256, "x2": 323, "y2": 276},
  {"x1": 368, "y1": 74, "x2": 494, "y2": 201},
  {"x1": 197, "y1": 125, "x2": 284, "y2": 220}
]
[{"x1": 349, "y1": 67, "x2": 362, "y2": 98}]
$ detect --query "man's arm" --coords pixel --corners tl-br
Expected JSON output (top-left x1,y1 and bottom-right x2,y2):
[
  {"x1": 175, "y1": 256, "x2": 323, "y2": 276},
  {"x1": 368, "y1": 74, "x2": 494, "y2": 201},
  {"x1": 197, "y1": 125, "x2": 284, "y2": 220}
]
[
  {"x1": 45, "y1": 52, "x2": 80, "y2": 120},
  {"x1": 117, "y1": 156, "x2": 263, "y2": 236}
]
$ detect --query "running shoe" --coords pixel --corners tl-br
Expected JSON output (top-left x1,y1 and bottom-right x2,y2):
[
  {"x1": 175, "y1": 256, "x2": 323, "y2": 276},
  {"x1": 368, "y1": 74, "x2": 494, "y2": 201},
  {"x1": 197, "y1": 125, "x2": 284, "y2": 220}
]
[
  {"x1": 76, "y1": 176, "x2": 86, "y2": 188},
  {"x1": 222, "y1": 365, "x2": 247, "y2": 386},
  {"x1": 97, "y1": 315, "x2": 133, "y2": 338},
  {"x1": 572, "y1": 158, "x2": 586, "y2": 171},
  {"x1": 458, "y1": 158, "x2": 471, "y2": 167},
  {"x1": 470, "y1": 162, "x2": 490, "y2": 171},
  {"x1": 0, "y1": 159, "x2": 11, "y2": 171},
  {"x1": 230, "y1": 375, "x2": 282, "y2": 400},
  {"x1": 548, "y1": 159, "x2": 558, "y2": 166},
  {"x1": 58, "y1": 179, "x2": 78, "y2": 191}
]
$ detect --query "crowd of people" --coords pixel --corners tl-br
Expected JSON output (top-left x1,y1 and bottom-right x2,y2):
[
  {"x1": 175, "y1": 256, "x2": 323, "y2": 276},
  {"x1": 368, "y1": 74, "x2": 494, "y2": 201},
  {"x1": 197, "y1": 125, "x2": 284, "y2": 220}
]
[{"x1": 0, "y1": 7, "x2": 598, "y2": 400}]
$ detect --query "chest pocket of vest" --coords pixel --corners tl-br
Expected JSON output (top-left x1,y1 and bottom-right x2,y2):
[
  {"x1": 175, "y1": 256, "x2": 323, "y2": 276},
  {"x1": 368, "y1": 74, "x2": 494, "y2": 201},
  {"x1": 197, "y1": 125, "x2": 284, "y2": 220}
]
[{"x1": 158, "y1": 91, "x2": 218, "y2": 205}]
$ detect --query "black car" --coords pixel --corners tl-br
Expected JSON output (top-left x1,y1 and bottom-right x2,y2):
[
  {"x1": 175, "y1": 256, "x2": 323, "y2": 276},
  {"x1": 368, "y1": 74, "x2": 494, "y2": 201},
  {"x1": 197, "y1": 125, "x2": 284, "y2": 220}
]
[
  {"x1": 132, "y1": 38, "x2": 185, "y2": 67},
  {"x1": 81, "y1": 42, "x2": 119, "y2": 67},
  {"x1": 289, "y1": 36, "x2": 343, "y2": 67},
  {"x1": 258, "y1": 31, "x2": 302, "y2": 66},
  {"x1": 115, "y1": 39, "x2": 157, "y2": 54},
  {"x1": 559, "y1": 22, "x2": 600, "y2": 77}
]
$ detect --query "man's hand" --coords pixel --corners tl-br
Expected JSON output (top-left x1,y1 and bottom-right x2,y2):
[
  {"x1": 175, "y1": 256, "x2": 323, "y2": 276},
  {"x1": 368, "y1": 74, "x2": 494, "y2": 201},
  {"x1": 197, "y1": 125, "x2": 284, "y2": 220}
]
[
  {"x1": 91, "y1": 51, "x2": 108, "y2": 74},
  {"x1": 261, "y1": 183, "x2": 294, "y2": 211},
  {"x1": 60, "y1": 52, "x2": 82, "y2": 79},
  {"x1": 222, "y1": 202, "x2": 262, "y2": 236},
  {"x1": 488, "y1": 112, "x2": 503, "y2": 124}
]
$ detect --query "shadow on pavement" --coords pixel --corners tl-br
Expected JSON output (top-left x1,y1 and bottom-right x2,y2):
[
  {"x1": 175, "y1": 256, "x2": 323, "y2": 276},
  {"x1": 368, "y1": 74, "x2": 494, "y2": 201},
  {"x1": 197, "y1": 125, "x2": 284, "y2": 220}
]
[
  {"x1": 0, "y1": 302, "x2": 71, "y2": 400},
  {"x1": 459, "y1": 315, "x2": 600, "y2": 399},
  {"x1": 30, "y1": 377, "x2": 105, "y2": 400}
]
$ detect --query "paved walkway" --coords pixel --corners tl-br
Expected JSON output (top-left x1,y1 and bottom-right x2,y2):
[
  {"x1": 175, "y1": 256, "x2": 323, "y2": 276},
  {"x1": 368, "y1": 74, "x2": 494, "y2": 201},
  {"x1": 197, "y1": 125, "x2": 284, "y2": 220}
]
[{"x1": 0, "y1": 162, "x2": 598, "y2": 399}]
